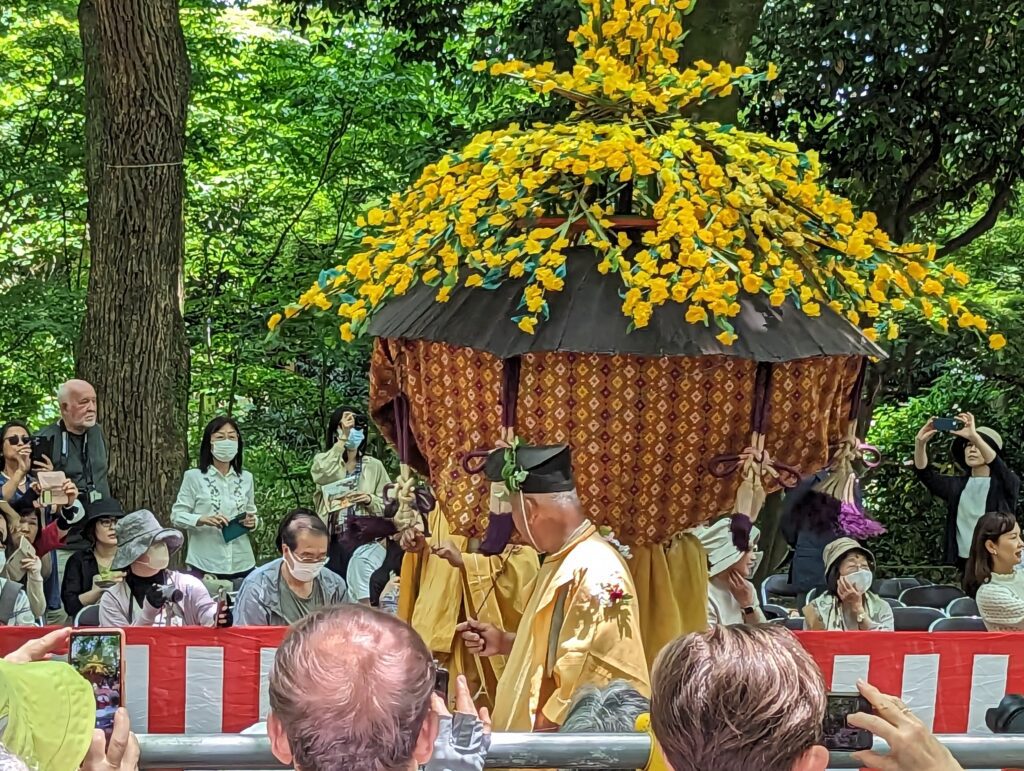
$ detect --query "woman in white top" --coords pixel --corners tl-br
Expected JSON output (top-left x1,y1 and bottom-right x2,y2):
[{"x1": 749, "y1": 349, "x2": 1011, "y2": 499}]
[
  {"x1": 311, "y1": 405, "x2": 391, "y2": 576},
  {"x1": 171, "y1": 417, "x2": 257, "y2": 582},
  {"x1": 965, "y1": 511, "x2": 1024, "y2": 631},
  {"x1": 697, "y1": 518, "x2": 766, "y2": 627}
]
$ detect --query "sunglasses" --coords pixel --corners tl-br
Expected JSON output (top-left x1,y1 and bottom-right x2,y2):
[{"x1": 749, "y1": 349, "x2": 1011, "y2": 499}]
[{"x1": 4, "y1": 435, "x2": 30, "y2": 446}]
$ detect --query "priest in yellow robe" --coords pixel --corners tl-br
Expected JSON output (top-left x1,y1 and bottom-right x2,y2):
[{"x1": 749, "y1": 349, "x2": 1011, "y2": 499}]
[
  {"x1": 398, "y1": 504, "x2": 539, "y2": 710},
  {"x1": 457, "y1": 443, "x2": 650, "y2": 732}
]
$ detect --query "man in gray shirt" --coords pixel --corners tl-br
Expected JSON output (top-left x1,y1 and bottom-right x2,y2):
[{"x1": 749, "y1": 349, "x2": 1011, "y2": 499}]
[{"x1": 234, "y1": 509, "x2": 345, "y2": 626}]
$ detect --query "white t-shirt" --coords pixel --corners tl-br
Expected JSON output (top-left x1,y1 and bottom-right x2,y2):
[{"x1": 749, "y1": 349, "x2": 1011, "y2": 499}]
[
  {"x1": 345, "y1": 541, "x2": 387, "y2": 603},
  {"x1": 956, "y1": 477, "x2": 991, "y2": 558}
]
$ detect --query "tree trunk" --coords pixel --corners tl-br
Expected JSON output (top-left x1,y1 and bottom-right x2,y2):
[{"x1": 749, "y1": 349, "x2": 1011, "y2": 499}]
[
  {"x1": 681, "y1": 0, "x2": 768, "y2": 123},
  {"x1": 77, "y1": 0, "x2": 190, "y2": 519}
]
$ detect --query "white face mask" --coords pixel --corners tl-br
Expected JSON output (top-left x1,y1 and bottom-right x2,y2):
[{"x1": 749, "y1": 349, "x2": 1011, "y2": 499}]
[
  {"x1": 139, "y1": 541, "x2": 170, "y2": 571},
  {"x1": 847, "y1": 568, "x2": 873, "y2": 594},
  {"x1": 285, "y1": 550, "x2": 326, "y2": 583},
  {"x1": 212, "y1": 439, "x2": 239, "y2": 463}
]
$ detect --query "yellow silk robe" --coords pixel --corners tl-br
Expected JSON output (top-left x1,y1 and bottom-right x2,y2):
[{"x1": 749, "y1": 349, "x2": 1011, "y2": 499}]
[
  {"x1": 492, "y1": 523, "x2": 651, "y2": 731},
  {"x1": 399, "y1": 507, "x2": 539, "y2": 709}
]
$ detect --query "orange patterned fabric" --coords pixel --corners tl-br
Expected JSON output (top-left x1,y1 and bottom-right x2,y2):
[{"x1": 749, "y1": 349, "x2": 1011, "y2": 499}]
[{"x1": 370, "y1": 339, "x2": 863, "y2": 546}]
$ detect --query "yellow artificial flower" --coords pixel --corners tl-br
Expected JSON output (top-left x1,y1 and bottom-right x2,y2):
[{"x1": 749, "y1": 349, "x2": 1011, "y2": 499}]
[
  {"x1": 465, "y1": 275, "x2": 484, "y2": 288},
  {"x1": 989, "y1": 333, "x2": 1007, "y2": 351},
  {"x1": 862, "y1": 327, "x2": 879, "y2": 342},
  {"x1": 367, "y1": 208, "x2": 386, "y2": 227},
  {"x1": 518, "y1": 316, "x2": 538, "y2": 334},
  {"x1": 267, "y1": 313, "x2": 282, "y2": 332},
  {"x1": 685, "y1": 304, "x2": 708, "y2": 324},
  {"x1": 716, "y1": 330, "x2": 737, "y2": 345},
  {"x1": 803, "y1": 302, "x2": 821, "y2": 317}
]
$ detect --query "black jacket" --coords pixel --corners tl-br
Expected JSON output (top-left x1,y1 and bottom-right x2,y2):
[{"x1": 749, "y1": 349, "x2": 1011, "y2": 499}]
[
  {"x1": 914, "y1": 456, "x2": 1020, "y2": 565},
  {"x1": 61, "y1": 549, "x2": 100, "y2": 619}
]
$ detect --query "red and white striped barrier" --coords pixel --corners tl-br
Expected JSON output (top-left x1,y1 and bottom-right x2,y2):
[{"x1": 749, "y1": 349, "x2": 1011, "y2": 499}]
[{"x1": 1, "y1": 628, "x2": 1022, "y2": 736}]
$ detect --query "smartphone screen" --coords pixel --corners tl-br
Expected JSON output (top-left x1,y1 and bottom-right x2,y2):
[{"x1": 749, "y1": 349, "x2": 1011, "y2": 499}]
[
  {"x1": 932, "y1": 417, "x2": 963, "y2": 432},
  {"x1": 822, "y1": 693, "x2": 873, "y2": 752},
  {"x1": 69, "y1": 630, "x2": 125, "y2": 738},
  {"x1": 433, "y1": 663, "x2": 450, "y2": 698}
]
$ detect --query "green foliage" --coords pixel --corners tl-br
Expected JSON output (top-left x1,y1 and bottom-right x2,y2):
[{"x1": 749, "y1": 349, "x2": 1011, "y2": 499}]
[
  {"x1": 865, "y1": 362, "x2": 1024, "y2": 568},
  {"x1": 749, "y1": 0, "x2": 1024, "y2": 248}
]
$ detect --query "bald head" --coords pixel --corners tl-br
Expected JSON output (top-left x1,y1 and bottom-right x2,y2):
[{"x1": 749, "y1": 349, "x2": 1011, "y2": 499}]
[
  {"x1": 268, "y1": 605, "x2": 437, "y2": 771},
  {"x1": 57, "y1": 379, "x2": 97, "y2": 434},
  {"x1": 512, "y1": 488, "x2": 585, "y2": 553}
]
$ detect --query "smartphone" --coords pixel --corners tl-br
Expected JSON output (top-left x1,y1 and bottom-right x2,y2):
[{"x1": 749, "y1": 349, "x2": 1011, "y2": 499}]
[
  {"x1": 433, "y1": 662, "x2": 450, "y2": 698},
  {"x1": 932, "y1": 417, "x2": 964, "y2": 432},
  {"x1": 29, "y1": 435, "x2": 53, "y2": 465},
  {"x1": 69, "y1": 629, "x2": 125, "y2": 739},
  {"x1": 822, "y1": 693, "x2": 873, "y2": 752}
]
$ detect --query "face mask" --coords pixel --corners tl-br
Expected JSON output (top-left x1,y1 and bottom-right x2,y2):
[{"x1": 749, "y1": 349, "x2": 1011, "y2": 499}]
[
  {"x1": 286, "y1": 550, "x2": 326, "y2": 583},
  {"x1": 212, "y1": 439, "x2": 239, "y2": 463},
  {"x1": 345, "y1": 428, "x2": 365, "y2": 450},
  {"x1": 139, "y1": 541, "x2": 170, "y2": 571},
  {"x1": 847, "y1": 569, "x2": 873, "y2": 594}
]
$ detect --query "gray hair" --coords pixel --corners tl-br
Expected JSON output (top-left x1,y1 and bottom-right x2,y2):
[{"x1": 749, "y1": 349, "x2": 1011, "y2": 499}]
[
  {"x1": 269, "y1": 604, "x2": 434, "y2": 771},
  {"x1": 559, "y1": 681, "x2": 650, "y2": 771}
]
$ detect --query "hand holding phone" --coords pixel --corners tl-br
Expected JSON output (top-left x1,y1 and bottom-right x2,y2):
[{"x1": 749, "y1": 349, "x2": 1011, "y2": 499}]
[
  {"x1": 69, "y1": 629, "x2": 126, "y2": 740},
  {"x1": 37, "y1": 470, "x2": 70, "y2": 506},
  {"x1": 931, "y1": 417, "x2": 964, "y2": 433},
  {"x1": 822, "y1": 693, "x2": 873, "y2": 752}
]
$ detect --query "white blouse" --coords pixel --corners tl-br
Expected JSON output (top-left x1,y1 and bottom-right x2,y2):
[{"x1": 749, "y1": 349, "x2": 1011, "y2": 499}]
[
  {"x1": 171, "y1": 467, "x2": 258, "y2": 575},
  {"x1": 976, "y1": 572, "x2": 1024, "y2": 631}
]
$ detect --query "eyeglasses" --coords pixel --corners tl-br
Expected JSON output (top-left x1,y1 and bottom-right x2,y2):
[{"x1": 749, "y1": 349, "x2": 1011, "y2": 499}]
[{"x1": 4, "y1": 435, "x2": 30, "y2": 446}]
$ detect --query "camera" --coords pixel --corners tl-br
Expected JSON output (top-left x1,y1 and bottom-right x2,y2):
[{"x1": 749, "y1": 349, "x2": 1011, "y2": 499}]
[{"x1": 154, "y1": 584, "x2": 183, "y2": 604}]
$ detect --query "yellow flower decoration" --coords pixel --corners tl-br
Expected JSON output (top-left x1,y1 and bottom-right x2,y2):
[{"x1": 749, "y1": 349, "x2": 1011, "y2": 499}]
[{"x1": 272, "y1": 0, "x2": 997, "y2": 349}]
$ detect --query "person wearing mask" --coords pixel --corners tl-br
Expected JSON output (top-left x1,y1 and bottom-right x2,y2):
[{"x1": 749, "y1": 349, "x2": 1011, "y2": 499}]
[
  {"x1": 803, "y1": 537, "x2": 893, "y2": 631},
  {"x1": 310, "y1": 406, "x2": 391, "y2": 575},
  {"x1": 650, "y1": 624, "x2": 963, "y2": 771},
  {"x1": 0, "y1": 508, "x2": 36, "y2": 625},
  {"x1": 234, "y1": 509, "x2": 346, "y2": 626},
  {"x1": 171, "y1": 417, "x2": 258, "y2": 583},
  {"x1": 963, "y1": 511, "x2": 1024, "y2": 631},
  {"x1": 3, "y1": 508, "x2": 47, "y2": 619},
  {"x1": 61, "y1": 498, "x2": 126, "y2": 620},
  {"x1": 98, "y1": 509, "x2": 225, "y2": 627},
  {"x1": 697, "y1": 518, "x2": 766, "y2": 626},
  {"x1": 914, "y1": 412, "x2": 1020, "y2": 571}
]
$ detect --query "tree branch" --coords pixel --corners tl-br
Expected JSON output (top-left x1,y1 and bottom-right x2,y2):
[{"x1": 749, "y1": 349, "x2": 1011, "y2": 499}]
[
  {"x1": 894, "y1": 124, "x2": 941, "y2": 240},
  {"x1": 937, "y1": 179, "x2": 1016, "y2": 256}
]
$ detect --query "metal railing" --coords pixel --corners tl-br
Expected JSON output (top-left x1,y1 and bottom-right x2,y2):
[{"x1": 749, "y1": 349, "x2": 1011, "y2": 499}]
[{"x1": 136, "y1": 732, "x2": 1024, "y2": 769}]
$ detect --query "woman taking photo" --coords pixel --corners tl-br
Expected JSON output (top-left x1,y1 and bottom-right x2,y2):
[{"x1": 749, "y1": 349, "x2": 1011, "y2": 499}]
[
  {"x1": 310, "y1": 405, "x2": 391, "y2": 575},
  {"x1": 171, "y1": 417, "x2": 257, "y2": 583},
  {"x1": 803, "y1": 537, "x2": 893, "y2": 631},
  {"x1": 964, "y1": 511, "x2": 1024, "y2": 631},
  {"x1": 61, "y1": 497, "x2": 126, "y2": 619}
]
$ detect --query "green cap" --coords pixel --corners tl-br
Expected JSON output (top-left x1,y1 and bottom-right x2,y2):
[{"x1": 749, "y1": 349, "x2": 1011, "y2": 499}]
[{"x1": 0, "y1": 659, "x2": 95, "y2": 771}]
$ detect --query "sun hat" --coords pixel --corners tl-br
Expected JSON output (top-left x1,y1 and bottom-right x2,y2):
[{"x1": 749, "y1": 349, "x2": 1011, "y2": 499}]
[
  {"x1": 111, "y1": 509, "x2": 183, "y2": 570},
  {"x1": 81, "y1": 496, "x2": 126, "y2": 531},
  {"x1": 696, "y1": 518, "x2": 761, "y2": 578},
  {"x1": 0, "y1": 659, "x2": 95, "y2": 771},
  {"x1": 951, "y1": 427, "x2": 1004, "y2": 470},
  {"x1": 822, "y1": 537, "x2": 875, "y2": 576}
]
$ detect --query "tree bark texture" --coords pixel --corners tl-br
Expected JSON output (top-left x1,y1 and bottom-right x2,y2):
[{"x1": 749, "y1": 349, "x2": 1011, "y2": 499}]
[
  {"x1": 681, "y1": 0, "x2": 767, "y2": 123},
  {"x1": 78, "y1": 0, "x2": 190, "y2": 519}
]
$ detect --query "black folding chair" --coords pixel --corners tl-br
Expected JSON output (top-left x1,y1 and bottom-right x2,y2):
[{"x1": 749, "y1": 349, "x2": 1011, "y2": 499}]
[
  {"x1": 874, "y1": 576, "x2": 931, "y2": 599},
  {"x1": 929, "y1": 616, "x2": 987, "y2": 632},
  {"x1": 893, "y1": 606, "x2": 945, "y2": 631},
  {"x1": 899, "y1": 585, "x2": 965, "y2": 610},
  {"x1": 947, "y1": 596, "x2": 980, "y2": 617}
]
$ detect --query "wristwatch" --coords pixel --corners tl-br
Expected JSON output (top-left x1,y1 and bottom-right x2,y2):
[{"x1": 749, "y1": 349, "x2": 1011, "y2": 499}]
[
  {"x1": 856, "y1": 612, "x2": 866, "y2": 624},
  {"x1": 742, "y1": 606, "x2": 756, "y2": 615}
]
